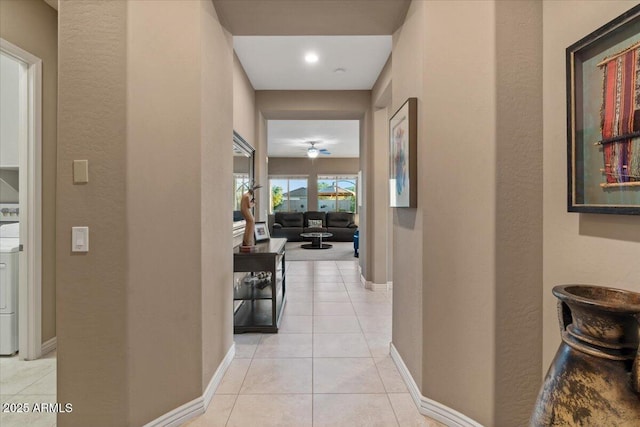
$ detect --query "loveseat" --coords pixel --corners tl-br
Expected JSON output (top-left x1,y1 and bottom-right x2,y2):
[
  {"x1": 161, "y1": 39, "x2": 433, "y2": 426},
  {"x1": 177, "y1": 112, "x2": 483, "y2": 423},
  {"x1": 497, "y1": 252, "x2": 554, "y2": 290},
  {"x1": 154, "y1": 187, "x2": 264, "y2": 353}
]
[{"x1": 271, "y1": 211, "x2": 357, "y2": 242}]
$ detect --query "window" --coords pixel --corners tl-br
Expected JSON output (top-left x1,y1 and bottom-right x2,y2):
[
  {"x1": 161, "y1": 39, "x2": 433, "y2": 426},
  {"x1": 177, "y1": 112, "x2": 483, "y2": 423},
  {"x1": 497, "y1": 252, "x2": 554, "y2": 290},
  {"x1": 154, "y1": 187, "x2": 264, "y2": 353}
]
[
  {"x1": 269, "y1": 176, "x2": 308, "y2": 213},
  {"x1": 233, "y1": 173, "x2": 250, "y2": 212},
  {"x1": 317, "y1": 175, "x2": 357, "y2": 213}
]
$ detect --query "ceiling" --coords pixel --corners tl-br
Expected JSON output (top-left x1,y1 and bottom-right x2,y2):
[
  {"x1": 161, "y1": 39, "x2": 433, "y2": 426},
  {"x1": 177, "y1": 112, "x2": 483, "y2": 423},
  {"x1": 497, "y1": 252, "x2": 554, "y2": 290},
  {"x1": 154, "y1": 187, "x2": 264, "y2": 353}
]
[
  {"x1": 234, "y1": 36, "x2": 391, "y2": 90},
  {"x1": 212, "y1": 0, "x2": 410, "y2": 36},
  {"x1": 268, "y1": 120, "x2": 360, "y2": 158},
  {"x1": 214, "y1": 0, "x2": 407, "y2": 158}
]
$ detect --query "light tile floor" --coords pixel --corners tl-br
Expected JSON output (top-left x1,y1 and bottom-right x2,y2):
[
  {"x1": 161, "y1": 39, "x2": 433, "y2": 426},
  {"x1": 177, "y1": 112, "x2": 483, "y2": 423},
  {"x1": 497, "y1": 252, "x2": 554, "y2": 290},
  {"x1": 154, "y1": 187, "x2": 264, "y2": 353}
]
[
  {"x1": 186, "y1": 260, "x2": 444, "y2": 427},
  {"x1": 0, "y1": 350, "x2": 57, "y2": 427}
]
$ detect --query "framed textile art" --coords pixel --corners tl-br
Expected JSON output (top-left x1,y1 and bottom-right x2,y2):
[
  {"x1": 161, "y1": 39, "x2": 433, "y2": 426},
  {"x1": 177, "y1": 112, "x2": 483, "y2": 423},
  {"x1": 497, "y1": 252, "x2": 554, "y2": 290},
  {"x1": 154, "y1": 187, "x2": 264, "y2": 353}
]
[
  {"x1": 567, "y1": 5, "x2": 640, "y2": 214},
  {"x1": 389, "y1": 98, "x2": 417, "y2": 208}
]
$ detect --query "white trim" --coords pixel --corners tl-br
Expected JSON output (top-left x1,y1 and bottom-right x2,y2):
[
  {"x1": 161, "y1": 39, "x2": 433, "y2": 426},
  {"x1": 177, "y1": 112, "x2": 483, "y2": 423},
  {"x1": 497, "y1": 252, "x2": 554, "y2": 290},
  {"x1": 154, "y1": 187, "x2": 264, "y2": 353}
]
[
  {"x1": 360, "y1": 272, "x2": 391, "y2": 292},
  {"x1": 41, "y1": 336, "x2": 57, "y2": 355},
  {"x1": 143, "y1": 343, "x2": 235, "y2": 427},
  {"x1": 365, "y1": 281, "x2": 391, "y2": 291},
  {"x1": 1, "y1": 39, "x2": 43, "y2": 361},
  {"x1": 390, "y1": 343, "x2": 484, "y2": 427}
]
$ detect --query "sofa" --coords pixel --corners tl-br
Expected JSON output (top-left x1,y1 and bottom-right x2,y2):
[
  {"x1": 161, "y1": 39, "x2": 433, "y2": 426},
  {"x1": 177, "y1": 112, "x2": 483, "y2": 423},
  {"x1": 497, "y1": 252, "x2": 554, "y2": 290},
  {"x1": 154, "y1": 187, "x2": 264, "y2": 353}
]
[
  {"x1": 271, "y1": 211, "x2": 357, "y2": 242},
  {"x1": 271, "y1": 212, "x2": 305, "y2": 241},
  {"x1": 326, "y1": 212, "x2": 358, "y2": 241}
]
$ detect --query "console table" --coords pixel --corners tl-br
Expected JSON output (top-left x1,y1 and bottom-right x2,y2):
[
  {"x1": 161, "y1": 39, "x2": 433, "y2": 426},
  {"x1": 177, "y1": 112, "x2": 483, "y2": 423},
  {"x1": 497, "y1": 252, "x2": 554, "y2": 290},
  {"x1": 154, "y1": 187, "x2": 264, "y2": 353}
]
[{"x1": 233, "y1": 238, "x2": 286, "y2": 333}]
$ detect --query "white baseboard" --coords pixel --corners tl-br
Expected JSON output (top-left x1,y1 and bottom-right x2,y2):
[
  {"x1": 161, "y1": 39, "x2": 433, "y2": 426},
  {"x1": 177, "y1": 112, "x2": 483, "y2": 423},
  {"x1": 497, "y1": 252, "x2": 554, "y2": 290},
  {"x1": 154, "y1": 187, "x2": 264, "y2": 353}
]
[
  {"x1": 390, "y1": 343, "x2": 484, "y2": 427},
  {"x1": 360, "y1": 272, "x2": 391, "y2": 292},
  {"x1": 365, "y1": 281, "x2": 391, "y2": 291},
  {"x1": 143, "y1": 343, "x2": 236, "y2": 427},
  {"x1": 41, "y1": 336, "x2": 56, "y2": 355}
]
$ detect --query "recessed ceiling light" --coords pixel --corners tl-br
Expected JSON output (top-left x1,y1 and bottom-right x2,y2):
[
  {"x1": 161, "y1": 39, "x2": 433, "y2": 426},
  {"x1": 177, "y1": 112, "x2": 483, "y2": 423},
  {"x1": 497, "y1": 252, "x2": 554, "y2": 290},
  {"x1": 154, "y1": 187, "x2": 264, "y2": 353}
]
[
  {"x1": 334, "y1": 68, "x2": 346, "y2": 74},
  {"x1": 305, "y1": 52, "x2": 319, "y2": 63}
]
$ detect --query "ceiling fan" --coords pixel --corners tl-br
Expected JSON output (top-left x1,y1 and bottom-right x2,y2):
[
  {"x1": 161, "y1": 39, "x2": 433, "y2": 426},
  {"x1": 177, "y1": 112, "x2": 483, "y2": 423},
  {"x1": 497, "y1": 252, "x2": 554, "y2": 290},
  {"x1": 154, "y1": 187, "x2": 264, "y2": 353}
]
[{"x1": 307, "y1": 141, "x2": 331, "y2": 158}]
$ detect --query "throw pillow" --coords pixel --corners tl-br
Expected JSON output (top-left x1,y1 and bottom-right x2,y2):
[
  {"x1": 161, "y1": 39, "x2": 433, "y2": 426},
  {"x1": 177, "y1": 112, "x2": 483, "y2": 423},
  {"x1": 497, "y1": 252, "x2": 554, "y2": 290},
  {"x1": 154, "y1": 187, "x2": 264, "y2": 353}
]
[{"x1": 308, "y1": 219, "x2": 323, "y2": 228}]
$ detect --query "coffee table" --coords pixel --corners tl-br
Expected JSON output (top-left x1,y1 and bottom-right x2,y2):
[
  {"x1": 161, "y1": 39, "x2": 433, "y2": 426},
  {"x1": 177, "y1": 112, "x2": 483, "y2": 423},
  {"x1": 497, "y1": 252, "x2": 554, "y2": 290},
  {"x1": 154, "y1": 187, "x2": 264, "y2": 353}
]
[{"x1": 300, "y1": 232, "x2": 333, "y2": 249}]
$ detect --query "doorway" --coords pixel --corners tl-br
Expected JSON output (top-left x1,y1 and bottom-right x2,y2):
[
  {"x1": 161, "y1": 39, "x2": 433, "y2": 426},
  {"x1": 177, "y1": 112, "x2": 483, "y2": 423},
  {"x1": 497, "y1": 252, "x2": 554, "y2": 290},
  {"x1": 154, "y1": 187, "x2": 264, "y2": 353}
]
[{"x1": 0, "y1": 39, "x2": 43, "y2": 361}]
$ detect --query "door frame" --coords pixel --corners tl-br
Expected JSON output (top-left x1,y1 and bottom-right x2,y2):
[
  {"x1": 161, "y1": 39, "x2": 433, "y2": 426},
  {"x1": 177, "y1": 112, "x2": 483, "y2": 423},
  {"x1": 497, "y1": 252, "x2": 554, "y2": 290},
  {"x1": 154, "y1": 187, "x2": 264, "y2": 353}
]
[{"x1": 1, "y1": 39, "x2": 43, "y2": 361}]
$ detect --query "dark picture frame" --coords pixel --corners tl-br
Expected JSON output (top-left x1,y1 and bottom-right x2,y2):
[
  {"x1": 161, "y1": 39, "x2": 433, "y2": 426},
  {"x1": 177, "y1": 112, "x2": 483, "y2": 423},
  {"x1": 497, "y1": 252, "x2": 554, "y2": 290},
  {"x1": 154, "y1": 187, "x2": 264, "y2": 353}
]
[
  {"x1": 389, "y1": 98, "x2": 417, "y2": 208},
  {"x1": 254, "y1": 221, "x2": 270, "y2": 242},
  {"x1": 567, "y1": 5, "x2": 640, "y2": 215}
]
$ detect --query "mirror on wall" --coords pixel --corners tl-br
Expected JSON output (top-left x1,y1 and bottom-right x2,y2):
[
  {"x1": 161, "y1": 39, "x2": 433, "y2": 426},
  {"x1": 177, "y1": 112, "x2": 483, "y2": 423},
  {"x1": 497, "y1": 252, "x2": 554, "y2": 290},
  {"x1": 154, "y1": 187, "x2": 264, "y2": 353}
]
[{"x1": 233, "y1": 131, "x2": 255, "y2": 239}]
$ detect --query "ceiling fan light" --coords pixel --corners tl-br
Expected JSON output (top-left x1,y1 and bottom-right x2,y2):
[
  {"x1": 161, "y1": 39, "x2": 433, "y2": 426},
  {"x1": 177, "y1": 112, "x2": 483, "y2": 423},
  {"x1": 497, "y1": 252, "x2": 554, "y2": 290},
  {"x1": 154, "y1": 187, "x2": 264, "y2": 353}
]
[{"x1": 307, "y1": 147, "x2": 319, "y2": 158}]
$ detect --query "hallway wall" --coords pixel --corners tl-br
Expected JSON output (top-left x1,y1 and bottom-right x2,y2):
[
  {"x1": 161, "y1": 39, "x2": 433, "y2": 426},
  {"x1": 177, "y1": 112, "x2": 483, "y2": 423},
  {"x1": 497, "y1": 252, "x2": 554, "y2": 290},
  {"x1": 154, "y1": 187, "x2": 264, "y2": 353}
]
[
  {"x1": 233, "y1": 52, "x2": 256, "y2": 145},
  {"x1": 57, "y1": 1, "x2": 234, "y2": 425},
  {"x1": 542, "y1": 0, "x2": 640, "y2": 370},
  {"x1": 58, "y1": 2, "x2": 128, "y2": 424},
  {"x1": 370, "y1": 57, "x2": 392, "y2": 286},
  {"x1": 0, "y1": 0, "x2": 57, "y2": 344},
  {"x1": 391, "y1": 1, "x2": 543, "y2": 425}
]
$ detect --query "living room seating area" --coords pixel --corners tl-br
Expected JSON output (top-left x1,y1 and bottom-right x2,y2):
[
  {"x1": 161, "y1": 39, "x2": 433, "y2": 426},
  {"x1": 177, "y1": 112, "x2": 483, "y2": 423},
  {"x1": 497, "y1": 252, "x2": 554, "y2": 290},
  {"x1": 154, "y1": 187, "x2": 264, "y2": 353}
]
[{"x1": 271, "y1": 211, "x2": 358, "y2": 242}]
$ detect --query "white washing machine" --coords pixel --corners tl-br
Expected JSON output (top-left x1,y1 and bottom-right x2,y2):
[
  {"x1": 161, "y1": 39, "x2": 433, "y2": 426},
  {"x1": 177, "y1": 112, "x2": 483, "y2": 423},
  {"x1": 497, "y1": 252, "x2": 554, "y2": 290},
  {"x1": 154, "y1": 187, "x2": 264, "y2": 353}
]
[{"x1": 0, "y1": 223, "x2": 19, "y2": 355}]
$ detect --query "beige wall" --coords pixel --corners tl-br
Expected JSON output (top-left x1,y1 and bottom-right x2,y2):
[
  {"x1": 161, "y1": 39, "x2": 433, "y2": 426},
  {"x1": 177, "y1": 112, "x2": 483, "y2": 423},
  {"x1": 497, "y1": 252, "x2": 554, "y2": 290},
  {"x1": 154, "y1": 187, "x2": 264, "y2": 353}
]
[
  {"x1": 494, "y1": 2, "x2": 543, "y2": 424},
  {"x1": 268, "y1": 157, "x2": 359, "y2": 212},
  {"x1": 542, "y1": 0, "x2": 640, "y2": 370},
  {"x1": 0, "y1": 0, "x2": 57, "y2": 343},
  {"x1": 127, "y1": 2, "x2": 203, "y2": 424},
  {"x1": 58, "y1": 1, "x2": 128, "y2": 425},
  {"x1": 391, "y1": 0, "x2": 425, "y2": 393},
  {"x1": 392, "y1": 1, "x2": 542, "y2": 425},
  {"x1": 370, "y1": 57, "x2": 392, "y2": 285},
  {"x1": 200, "y1": 0, "x2": 234, "y2": 389},
  {"x1": 58, "y1": 1, "x2": 233, "y2": 425},
  {"x1": 233, "y1": 52, "x2": 256, "y2": 145}
]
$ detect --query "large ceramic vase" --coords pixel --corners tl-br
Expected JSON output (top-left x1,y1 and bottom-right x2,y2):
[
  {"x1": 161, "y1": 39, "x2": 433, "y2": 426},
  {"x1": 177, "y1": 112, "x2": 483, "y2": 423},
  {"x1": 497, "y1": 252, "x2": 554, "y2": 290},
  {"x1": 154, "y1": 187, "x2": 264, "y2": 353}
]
[{"x1": 530, "y1": 285, "x2": 640, "y2": 426}]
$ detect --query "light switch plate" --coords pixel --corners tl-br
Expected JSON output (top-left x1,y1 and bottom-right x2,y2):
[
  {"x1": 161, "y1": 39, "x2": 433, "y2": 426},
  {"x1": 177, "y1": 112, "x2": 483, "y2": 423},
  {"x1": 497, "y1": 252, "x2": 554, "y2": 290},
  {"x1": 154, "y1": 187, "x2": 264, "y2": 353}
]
[
  {"x1": 72, "y1": 226, "x2": 89, "y2": 252},
  {"x1": 73, "y1": 160, "x2": 89, "y2": 184}
]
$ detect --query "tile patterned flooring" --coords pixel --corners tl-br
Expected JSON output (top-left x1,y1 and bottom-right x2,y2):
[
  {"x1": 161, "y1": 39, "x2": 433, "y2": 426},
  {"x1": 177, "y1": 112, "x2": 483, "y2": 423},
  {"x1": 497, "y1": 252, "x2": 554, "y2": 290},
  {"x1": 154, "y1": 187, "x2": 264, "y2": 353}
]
[
  {"x1": 0, "y1": 260, "x2": 445, "y2": 427},
  {"x1": 0, "y1": 351, "x2": 57, "y2": 427},
  {"x1": 186, "y1": 260, "x2": 444, "y2": 427}
]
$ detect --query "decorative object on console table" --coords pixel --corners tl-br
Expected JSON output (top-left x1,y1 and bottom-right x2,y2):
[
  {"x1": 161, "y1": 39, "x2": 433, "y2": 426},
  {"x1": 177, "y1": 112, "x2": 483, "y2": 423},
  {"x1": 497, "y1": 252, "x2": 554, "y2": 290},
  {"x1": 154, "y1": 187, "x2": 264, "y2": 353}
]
[
  {"x1": 567, "y1": 4, "x2": 640, "y2": 214},
  {"x1": 240, "y1": 183, "x2": 262, "y2": 252},
  {"x1": 530, "y1": 284, "x2": 640, "y2": 426},
  {"x1": 254, "y1": 221, "x2": 270, "y2": 242},
  {"x1": 389, "y1": 97, "x2": 417, "y2": 208}
]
